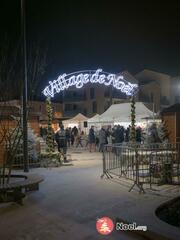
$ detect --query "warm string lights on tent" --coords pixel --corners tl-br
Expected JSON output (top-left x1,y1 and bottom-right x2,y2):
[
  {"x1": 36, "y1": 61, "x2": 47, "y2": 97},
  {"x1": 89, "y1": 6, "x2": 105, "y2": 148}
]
[{"x1": 43, "y1": 69, "x2": 138, "y2": 98}]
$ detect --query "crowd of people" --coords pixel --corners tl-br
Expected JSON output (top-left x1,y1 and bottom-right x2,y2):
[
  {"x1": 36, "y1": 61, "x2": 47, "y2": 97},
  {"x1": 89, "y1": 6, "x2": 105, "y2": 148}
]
[
  {"x1": 53, "y1": 124, "x2": 89, "y2": 162},
  {"x1": 50, "y1": 123, "x2": 143, "y2": 155},
  {"x1": 39, "y1": 119, "x2": 167, "y2": 166},
  {"x1": 88, "y1": 125, "x2": 143, "y2": 152},
  {"x1": 40, "y1": 122, "x2": 164, "y2": 162}
]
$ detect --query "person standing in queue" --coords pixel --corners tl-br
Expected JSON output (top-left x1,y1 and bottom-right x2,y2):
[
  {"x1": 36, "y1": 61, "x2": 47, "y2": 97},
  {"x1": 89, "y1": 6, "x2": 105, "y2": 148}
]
[
  {"x1": 88, "y1": 126, "x2": 96, "y2": 152},
  {"x1": 55, "y1": 123, "x2": 68, "y2": 163},
  {"x1": 98, "y1": 127, "x2": 107, "y2": 152},
  {"x1": 66, "y1": 127, "x2": 71, "y2": 147}
]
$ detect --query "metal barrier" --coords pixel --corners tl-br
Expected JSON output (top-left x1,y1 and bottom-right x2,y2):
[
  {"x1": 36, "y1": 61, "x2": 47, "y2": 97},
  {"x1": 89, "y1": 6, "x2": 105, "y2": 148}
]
[
  {"x1": 5, "y1": 140, "x2": 72, "y2": 169},
  {"x1": 12, "y1": 153, "x2": 41, "y2": 168},
  {"x1": 101, "y1": 143, "x2": 180, "y2": 193},
  {"x1": 12, "y1": 141, "x2": 59, "y2": 168}
]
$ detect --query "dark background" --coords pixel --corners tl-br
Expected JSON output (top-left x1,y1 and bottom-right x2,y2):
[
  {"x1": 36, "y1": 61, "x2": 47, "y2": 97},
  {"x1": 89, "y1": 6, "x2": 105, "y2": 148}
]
[{"x1": 1, "y1": 0, "x2": 180, "y2": 83}]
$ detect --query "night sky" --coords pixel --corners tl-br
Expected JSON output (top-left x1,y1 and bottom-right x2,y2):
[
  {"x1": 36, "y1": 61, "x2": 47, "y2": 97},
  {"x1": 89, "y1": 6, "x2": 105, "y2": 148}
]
[{"x1": 1, "y1": 0, "x2": 180, "y2": 83}]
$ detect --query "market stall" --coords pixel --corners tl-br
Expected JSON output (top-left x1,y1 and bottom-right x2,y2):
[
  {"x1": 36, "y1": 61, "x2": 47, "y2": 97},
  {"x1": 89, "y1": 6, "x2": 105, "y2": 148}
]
[
  {"x1": 62, "y1": 113, "x2": 88, "y2": 130},
  {"x1": 87, "y1": 114, "x2": 101, "y2": 130},
  {"x1": 98, "y1": 102, "x2": 156, "y2": 128}
]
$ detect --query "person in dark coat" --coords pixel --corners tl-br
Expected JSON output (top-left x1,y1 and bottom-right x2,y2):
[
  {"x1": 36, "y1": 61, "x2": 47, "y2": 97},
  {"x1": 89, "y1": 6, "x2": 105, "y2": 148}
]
[
  {"x1": 125, "y1": 126, "x2": 130, "y2": 142},
  {"x1": 114, "y1": 125, "x2": 124, "y2": 144},
  {"x1": 136, "y1": 127, "x2": 142, "y2": 143},
  {"x1": 88, "y1": 126, "x2": 95, "y2": 152},
  {"x1": 55, "y1": 124, "x2": 68, "y2": 162},
  {"x1": 71, "y1": 129, "x2": 75, "y2": 146},
  {"x1": 72, "y1": 126, "x2": 78, "y2": 137}
]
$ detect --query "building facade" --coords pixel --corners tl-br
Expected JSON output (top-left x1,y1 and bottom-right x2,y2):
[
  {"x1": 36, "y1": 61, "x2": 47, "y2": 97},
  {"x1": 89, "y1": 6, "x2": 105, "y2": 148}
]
[
  {"x1": 0, "y1": 100, "x2": 63, "y2": 135},
  {"x1": 135, "y1": 69, "x2": 180, "y2": 112},
  {"x1": 62, "y1": 68, "x2": 179, "y2": 116},
  {"x1": 62, "y1": 71, "x2": 138, "y2": 117}
]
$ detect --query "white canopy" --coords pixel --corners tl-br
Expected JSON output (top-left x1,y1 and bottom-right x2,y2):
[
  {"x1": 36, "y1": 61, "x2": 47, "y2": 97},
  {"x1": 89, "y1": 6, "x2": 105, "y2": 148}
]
[
  {"x1": 87, "y1": 114, "x2": 100, "y2": 123},
  {"x1": 87, "y1": 114, "x2": 101, "y2": 130},
  {"x1": 99, "y1": 102, "x2": 155, "y2": 124},
  {"x1": 63, "y1": 113, "x2": 88, "y2": 129}
]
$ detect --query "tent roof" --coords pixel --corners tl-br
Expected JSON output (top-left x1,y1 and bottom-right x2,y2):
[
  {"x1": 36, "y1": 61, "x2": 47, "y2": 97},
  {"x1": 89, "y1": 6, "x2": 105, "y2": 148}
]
[
  {"x1": 99, "y1": 102, "x2": 154, "y2": 122},
  {"x1": 120, "y1": 70, "x2": 138, "y2": 84},
  {"x1": 88, "y1": 114, "x2": 100, "y2": 123},
  {"x1": 63, "y1": 113, "x2": 88, "y2": 124}
]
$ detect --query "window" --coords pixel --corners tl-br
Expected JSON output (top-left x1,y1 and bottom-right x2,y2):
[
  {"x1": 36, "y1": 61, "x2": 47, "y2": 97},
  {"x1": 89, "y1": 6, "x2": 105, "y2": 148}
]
[
  {"x1": 65, "y1": 104, "x2": 73, "y2": 111},
  {"x1": 90, "y1": 88, "x2": 95, "y2": 99},
  {"x1": 92, "y1": 101, "x2": 97, "y2": 113}
]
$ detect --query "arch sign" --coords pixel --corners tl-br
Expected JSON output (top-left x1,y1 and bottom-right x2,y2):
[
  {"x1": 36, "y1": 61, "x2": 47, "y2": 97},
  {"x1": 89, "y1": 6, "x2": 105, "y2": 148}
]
[{"x1": 43, "y1": 69, "x2": 138, "y2": 98}]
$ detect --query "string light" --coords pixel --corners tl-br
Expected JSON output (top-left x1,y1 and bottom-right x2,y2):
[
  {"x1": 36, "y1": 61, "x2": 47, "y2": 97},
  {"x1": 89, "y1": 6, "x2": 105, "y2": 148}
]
[{"x1": 43, "y1": 69, "x2": 138, "y2": 97}]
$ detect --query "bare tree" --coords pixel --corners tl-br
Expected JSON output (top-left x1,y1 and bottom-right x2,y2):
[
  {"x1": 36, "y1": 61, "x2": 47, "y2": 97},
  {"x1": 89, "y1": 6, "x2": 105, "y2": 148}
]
[
  {"x1": 0, "y1": 35, "x2": 22, "y2": 184},
  {"x1": 0, "y1": 36, "x2": 48, "y2": 184}
]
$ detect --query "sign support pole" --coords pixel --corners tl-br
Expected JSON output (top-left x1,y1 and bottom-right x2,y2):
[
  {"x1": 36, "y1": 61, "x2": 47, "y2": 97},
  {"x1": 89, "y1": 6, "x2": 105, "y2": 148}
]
[{"x1": 21, "y1": 0, "x2": 29, "y2": 172}]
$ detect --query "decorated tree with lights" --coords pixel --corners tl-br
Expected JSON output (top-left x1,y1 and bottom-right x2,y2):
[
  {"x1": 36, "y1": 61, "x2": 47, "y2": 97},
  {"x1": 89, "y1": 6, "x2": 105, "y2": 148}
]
[
  {"x1": 130, "y1": 96, "x2": 136, "y2": 142},
  {"x1": 46, "y1": 97, "x2": 54, "y2": 153}
]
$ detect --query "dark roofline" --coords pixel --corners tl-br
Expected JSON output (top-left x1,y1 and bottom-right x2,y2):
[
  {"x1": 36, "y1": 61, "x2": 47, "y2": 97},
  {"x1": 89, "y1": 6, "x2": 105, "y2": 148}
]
[
  {"x1": 161, "y1": 103, "x2": 180, "y2": 113},
  {"x1": 135, "y1": 69, "x2": 171, "y2": 77}
]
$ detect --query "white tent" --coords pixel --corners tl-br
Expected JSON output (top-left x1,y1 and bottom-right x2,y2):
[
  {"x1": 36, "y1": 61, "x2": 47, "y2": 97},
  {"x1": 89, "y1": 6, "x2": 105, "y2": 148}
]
[
  {"x1": 63, "y1": 113, "x2": 88, "y2": 129},
  {"x1": 88, "y1": 114, "x2": 100, "y2": 123},
  {"x1": 87, "y1": 114, "x2": 101, "y2": 130},
  {"x1": 98, "y1": 102, "x2": 155, "y2": 127}
]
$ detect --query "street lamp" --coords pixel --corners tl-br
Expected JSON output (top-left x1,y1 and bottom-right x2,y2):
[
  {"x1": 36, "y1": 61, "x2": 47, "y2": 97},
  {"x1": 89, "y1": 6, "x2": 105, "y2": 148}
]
[{"x1": 21, "y1": 0, "x2": 29, "y2": 172}]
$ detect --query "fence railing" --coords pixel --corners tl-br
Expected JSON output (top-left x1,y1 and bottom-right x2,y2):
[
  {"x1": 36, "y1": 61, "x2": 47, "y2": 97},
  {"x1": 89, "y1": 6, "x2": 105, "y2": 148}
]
[
  {"x1": 101, "y1": 143, "x2": 180, "y2": 193},
  {"x1": 0, "y1": 140, "x2": 70, "y2": 169},
  {"x1": 11, "y1": 141, "x2": 58, "y2": 168},
  {"x1": 12, "y1": 153, "x2": 41, "y2": 168}
]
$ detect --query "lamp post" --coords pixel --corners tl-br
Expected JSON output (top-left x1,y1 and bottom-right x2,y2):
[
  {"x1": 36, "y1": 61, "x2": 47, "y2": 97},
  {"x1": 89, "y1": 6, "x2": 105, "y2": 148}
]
[{"x1": 21, "y1": 0, "x2": 29, "y2": 172}]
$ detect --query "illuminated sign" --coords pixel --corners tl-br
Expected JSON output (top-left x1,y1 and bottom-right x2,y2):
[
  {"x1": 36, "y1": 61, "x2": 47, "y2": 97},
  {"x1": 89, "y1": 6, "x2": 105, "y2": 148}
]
[{"x1": 43, "y1": 69, "x2": 138, "y2": 98}]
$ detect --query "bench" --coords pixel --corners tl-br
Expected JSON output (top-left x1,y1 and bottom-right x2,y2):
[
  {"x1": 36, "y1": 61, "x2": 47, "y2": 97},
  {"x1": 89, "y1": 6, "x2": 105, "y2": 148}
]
[{"x1": 0, "y1": 174, "x2": 44, "y2": 205}]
